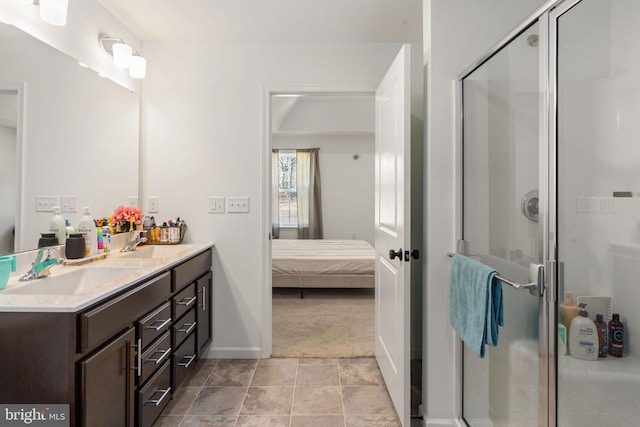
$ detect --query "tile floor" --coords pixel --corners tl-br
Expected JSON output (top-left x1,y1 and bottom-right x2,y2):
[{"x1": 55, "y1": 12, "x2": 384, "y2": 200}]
[{"x1": 153, "y1": 357, "x2": 401, "y2": 427}]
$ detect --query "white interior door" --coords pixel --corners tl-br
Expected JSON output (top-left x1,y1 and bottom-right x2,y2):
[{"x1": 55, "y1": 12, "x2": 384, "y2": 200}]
[{"x1": 374, "y1": 44, "x2": 411, "y2": 426}]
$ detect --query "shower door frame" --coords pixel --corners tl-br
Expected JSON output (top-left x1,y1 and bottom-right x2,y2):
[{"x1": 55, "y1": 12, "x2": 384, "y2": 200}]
[{"x1": 453, "y1": 1, "x2": 582, "y2": 426}]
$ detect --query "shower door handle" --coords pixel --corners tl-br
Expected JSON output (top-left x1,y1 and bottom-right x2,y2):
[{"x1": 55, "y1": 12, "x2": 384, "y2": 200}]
[{"x1": 530, "y1": 263, "x2": 545, "y2": 298}]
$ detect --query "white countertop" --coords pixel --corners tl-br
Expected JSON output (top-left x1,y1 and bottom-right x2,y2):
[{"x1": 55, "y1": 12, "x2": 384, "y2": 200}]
[{"x1": 0, "y1": 243, "x2": 213, "y2": 313}]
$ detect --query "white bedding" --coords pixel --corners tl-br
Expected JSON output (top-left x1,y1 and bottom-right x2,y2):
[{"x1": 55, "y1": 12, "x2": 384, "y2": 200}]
[{"x1": 272, "y1": 239, "x2": 375, "y2": 276}]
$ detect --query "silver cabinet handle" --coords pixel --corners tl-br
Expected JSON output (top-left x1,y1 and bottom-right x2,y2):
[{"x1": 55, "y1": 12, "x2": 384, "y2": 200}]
[
  {"x1": 178, "y1": 296, "x2": 197, "y2": 307},
  {"x1": 145, "y1": 347, "x2": 171, "y2": 365},
  {"x1": 177, "y1": 354, "x2": 196, "y2": 368},
  {"x1": 130, "y1": 338, "x2": 142, "y2": 377},
  {"x1": 145, "y1": 387, "x2": 172, "y2": 407},
  {"x1": 144, "y1": 318, "x2": 172, "y2": 331},
  {"x1": 197, "y1": 287, "x2": 207, "y2": 311},
  {"x1": 178, "y1": 322, "x2": 196, "y2": 335}
]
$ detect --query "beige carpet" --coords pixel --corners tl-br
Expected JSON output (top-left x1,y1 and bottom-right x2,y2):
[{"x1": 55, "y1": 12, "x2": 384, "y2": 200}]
[{"x1": 272, "y1": 288, "x2": 375, "y2": 358}]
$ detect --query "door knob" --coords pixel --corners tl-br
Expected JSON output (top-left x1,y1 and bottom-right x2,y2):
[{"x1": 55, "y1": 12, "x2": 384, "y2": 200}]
[
  {"x1": 389, "y1": 249, "x2": 403, "y2": 260},
  {"x1": 405, "y1": 249, "x2": 420, "y2": 261}
]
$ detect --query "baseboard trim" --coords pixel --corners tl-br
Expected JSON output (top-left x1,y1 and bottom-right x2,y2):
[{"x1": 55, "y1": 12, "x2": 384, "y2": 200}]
[
  {"x1": 205, "y1": 346, "x2": 264, "y2": 359},
  {"x1": 425, "y1": 418, "x2": 460, "y2": 427}
]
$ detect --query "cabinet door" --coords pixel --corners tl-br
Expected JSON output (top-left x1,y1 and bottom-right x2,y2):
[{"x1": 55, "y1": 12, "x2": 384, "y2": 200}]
[
  {"x1": 80, "y1": 327, "x2": 136, "y2": 427},
  {"x1": 196, "y1": 271, "x2": 213, "y2": 356}
]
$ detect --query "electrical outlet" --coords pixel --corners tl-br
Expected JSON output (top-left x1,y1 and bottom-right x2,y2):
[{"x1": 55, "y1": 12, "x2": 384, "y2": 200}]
[
  {"x1": 208, "y1": 197, "x2": 225, "y2": 214},
  {"x1": 36, "y1": 195, "x2": 59, "y2": 212},
  {"x1": 60, "y1": 196, "x2": 78, "y2": 213},
  {"x1": 227, "y1": 197, "x2": 249, "y2": 213},
  {"x1": 148, "y1": 196, "x2": 159, "y2": 213},
  {"x1": 128, "y1": 196, "x2": 139, "y2": 207}
]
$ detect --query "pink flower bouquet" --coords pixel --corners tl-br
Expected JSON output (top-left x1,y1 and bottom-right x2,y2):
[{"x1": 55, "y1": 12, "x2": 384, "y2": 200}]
[{"x1": 113, "y1": 205, "x2": 143, "y2": 232}]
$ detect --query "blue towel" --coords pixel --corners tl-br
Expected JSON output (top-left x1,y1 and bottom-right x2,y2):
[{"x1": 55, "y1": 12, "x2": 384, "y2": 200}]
[{"x1": 449, "y1": 254, "x2": 504, "y2": 358}]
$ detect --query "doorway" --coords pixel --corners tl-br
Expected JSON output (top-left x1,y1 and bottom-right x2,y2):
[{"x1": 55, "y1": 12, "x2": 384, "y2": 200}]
[
  {"x1": 268, "y1": 92, "x2": 377, "y2": 358},
  {"x1": 0, "y1": 90, "x2": 19, "y2": 255}
]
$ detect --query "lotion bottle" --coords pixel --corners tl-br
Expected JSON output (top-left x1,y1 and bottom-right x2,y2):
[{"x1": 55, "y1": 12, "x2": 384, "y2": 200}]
[
  {"x1": 569, "y1": 303, "x2": 598, "y2": 361},
  {"x1": 560, "y1": 291, "x2": 579, "y2": 329},
  {"x1": 77, "y1": 207, "x2": 97, "y2": 256},
  {"x1": 49, "y1": 206, "x2": 66, "y2": 245}
]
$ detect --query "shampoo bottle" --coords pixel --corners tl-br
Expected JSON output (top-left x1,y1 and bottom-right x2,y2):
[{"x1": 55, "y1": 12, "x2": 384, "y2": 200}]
[
  {"x1": 608, "y1": 313, "x2": 624, "y2": 357},
  {"x1": 77, "y1": 207, "x2": 97, "y2": 257},
  {"x1": 558, "y1": 323, "x2": 567, "y2": 356},
  {"x1": 560, "y1": 291, "x2": 579, "y2": 330},
  {"x1": 595, "y1": 314, "x2": 608, "y2": 358},
  {"x1": 49, "y1": 206, "x2": 66, "y2": 245},
  {"x1": 569, "y1": 303, "x2": 598, "y2": 361}
]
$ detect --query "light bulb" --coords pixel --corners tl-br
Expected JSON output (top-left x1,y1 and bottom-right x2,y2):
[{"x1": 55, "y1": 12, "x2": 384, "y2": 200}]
[
  {"x1": 112, "y1": 42, "x2": 133, "y2": 69},
  {"x1": 129, "y1": 56, "x2": 147, "y2": 79},
  {"x1": 39, "y1": 0, "x2": 69, "y2": 26}
]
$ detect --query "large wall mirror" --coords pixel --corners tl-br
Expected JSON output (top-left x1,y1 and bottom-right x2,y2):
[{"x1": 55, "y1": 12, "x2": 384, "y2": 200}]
[{"x1": 0, "y1": 21, "x2": 139, "y2": 255}]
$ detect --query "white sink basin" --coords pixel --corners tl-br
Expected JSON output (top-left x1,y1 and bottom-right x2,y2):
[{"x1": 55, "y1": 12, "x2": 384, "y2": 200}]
[{"x1": 2, "y1": 266, "x2": 141, "y2": 296}]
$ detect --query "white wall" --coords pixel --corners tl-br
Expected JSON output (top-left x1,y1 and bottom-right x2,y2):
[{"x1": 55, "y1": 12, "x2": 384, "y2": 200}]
[
  {"x1": 273, "y1": 135, "x2": 375, "y2": 244},
  {"x1": 424, "y1": 0, "x2": 546, "y2": 424},
  {"x1": 142, "y1": 41, "x2": 402, "y2": 357}
]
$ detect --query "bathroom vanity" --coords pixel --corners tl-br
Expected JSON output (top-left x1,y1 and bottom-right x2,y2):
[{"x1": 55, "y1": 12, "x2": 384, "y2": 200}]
[{"x1": 0, "y1": 244, "x2": 213, "y2": 427}]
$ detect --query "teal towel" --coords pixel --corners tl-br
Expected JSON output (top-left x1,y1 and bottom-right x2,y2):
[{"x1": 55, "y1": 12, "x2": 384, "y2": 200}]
[{"x1": 449, "y1": 254, "x2": 504, "y2": 358}]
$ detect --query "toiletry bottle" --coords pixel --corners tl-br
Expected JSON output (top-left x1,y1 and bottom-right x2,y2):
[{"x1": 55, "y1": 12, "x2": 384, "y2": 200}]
[
  {"x1": 595, "y1": 314, "x2": 608, "y2": 358},
  {"x1": 65, "y1": 219, "x2": 75, "y2": 239},
  {"x1": 608, "y1": 313, "x2": 624, "y2": 357},
  {"x1": 102, "y1": 226, "x2": 111, "y2": 253},
  {"x1": 49, "y1": 206, "x2": 66, "y2": 245},
  {"x1": 569, "y1": 303, "x2": 598, "y2": 361},
  {"x1": 96, "y1": 227, "x2": 104, "y2": 254},
  {"x1": 558, "y1": 323, "x2": 567, "y2": 356},
  {"x1": 77, "y1": 207, "x2": 97, "y2": 256},
  {"x1": 560, "y1": 291, "x2": 579, "y2": 330}
]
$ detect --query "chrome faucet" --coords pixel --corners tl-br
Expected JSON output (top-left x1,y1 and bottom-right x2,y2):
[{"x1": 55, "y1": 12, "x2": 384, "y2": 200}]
[
  {"x1": 19, "y1": 247, "x2": 64, "y2": 281},
  {"x1": 121, "y1": 230, "x2": 148, "y2": 252}
]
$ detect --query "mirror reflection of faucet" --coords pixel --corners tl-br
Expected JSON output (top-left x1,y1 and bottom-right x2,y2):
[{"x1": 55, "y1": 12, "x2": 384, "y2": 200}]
[{"x1": 19, "y1": 247, "x2": 64, "y2": 282}]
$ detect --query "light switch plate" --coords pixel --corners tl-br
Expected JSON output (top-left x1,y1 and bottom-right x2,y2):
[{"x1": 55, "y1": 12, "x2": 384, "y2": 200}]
[
  {"x1": 208, "y1": 197, "x2": 225, "y2": 214},
  {"x1": 147, "y1": 196, "x2": 159, "y2": 213},
  {"x1": 227, "y1": 197, "x2": 249, "y2": 213},
  {"x1": 60, "y1": 196, "x2": 78, "y2": 213},
  {"x1": 36, "y1": 195, "x2": 59, "y2": 212},
  {"x1": 128, "y1": 196, "x2": 139, "y2": 207}
]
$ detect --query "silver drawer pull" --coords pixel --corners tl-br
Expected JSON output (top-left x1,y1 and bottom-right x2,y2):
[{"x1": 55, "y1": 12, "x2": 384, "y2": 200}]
[
  {"x1": 144, "y1": 318, "x2": 172, "y2": 331},
  {"x1": 145, "y1": 348, "x2": 172, "y2": 365},
  {"x1": 178, "y1": 296, "x2": 197, "y2": 307},
  {"x1": 145, "y1": 387, "x2": 172, "y2": 407},
  {"x1": 177, "y1": 322, "x2": 196, "y2": 335},
  {"x1": 177, "y1": 354, "x2": 196, "y2": 368}
]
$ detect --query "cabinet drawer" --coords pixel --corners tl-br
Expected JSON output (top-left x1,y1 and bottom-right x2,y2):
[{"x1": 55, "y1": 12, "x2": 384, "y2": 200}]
[
  {"x1": 173, "y1": 308, "x2": 196, "y2": 349},
  {"x1": 80, "y1": 272, "x2": 171, "y2": 353},
  {"x1": 173, "y1": 332, "x2": 196, "y2": 389},
  {"x1": 138, "y1": 360, "x2": 172, "y2": 427},
  {"x1": 140, "y1": 331, "x2": 171, "y2": 385},
  {"x1": 172, "y1": 249, "x2": 212, "y2": 291},
  {"x1": 138, "y1": 302, "x2": 171, "y2": 350},
  {"x1": 173, "y1": 283, "x2": 197, "y2": 321}
]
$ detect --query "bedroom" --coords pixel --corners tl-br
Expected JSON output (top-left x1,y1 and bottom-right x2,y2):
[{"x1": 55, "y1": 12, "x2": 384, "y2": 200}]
[{"x1": 270, "y1": 93, "x2": 376, "y2": 357}]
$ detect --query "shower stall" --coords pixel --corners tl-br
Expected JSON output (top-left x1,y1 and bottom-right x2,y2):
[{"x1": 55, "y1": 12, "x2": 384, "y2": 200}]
[{"x1": 456, "y1": 0, "x2": 640, "y2": 426}]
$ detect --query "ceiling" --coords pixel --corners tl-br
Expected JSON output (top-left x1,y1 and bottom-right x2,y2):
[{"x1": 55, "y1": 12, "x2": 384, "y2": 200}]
[{"x1": 97, "y1": 0, "x2": 422, "y2": 43}]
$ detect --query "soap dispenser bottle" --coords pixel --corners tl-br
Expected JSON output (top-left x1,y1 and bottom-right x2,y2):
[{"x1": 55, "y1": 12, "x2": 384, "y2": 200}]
[
  {"x1": 569, "y1": 303, "x2": 598, "y2": 361},
  {"x1": 77, "y1": 207, "x2": 97, "y2": 256},
  {"x1": 49, "y1": 206, "x2": 66, "y2": 245}
]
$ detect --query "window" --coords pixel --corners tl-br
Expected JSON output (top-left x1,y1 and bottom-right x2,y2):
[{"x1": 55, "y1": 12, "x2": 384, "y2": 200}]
[{"x1": 276, "y1": 150, "x2": 297, "y2": 227}]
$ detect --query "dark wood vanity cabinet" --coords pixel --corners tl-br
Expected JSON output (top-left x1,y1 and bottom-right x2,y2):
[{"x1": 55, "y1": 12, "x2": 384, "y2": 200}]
[{"x1": 0, "y1": 247, "x2": 212, "y2": 427}]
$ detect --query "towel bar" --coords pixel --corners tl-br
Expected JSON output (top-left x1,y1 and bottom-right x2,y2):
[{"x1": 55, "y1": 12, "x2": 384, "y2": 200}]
[{"x1": 447, "y1": 252, "x2": 538, "y2": 293}]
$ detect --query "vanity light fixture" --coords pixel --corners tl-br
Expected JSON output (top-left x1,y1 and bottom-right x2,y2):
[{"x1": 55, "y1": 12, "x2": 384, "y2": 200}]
[
  {"x1": 12, "y1": 0, "x2": 69, "y2": 26},
  {"x1": 99, "y1": 35, "x2": 147, "y2": 79},
  {"x1": 39, "y1": 0, "x2": 69, "y2": 26}
]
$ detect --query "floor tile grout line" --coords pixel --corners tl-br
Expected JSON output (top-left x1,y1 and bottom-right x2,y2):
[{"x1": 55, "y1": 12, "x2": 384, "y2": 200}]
[
  {"x1": 338, "y1": 358, "x2": 347, "y2": 427},
  {"x1": 234, "y1": 359, "x2": 257, "y2": 426},
  {"x1": 174, "y1": 359, "x2": 217, "y2": 426}
]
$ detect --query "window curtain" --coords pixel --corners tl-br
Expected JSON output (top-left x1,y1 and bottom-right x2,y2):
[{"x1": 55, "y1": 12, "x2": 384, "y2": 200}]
[
  {"x1": 296, "y1": 148, "x2": 323, "y2": 239},
  {"x1": 271, "y1": 149, "x2": 280, "y2": 239}
]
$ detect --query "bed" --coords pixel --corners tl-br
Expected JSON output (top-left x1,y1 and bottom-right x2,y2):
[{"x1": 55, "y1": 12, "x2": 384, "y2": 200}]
[{"x1": 272, "y1": 239, "x2": 375, "y2": 290}]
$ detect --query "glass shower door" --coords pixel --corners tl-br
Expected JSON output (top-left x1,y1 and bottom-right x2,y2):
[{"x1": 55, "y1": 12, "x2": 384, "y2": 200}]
[
  {"x1": 460, "y1": 21, "x2": 544, "y2": 427},
  {"x1": 553, "y1": 0, "x2": 640, "y2": 425}
]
